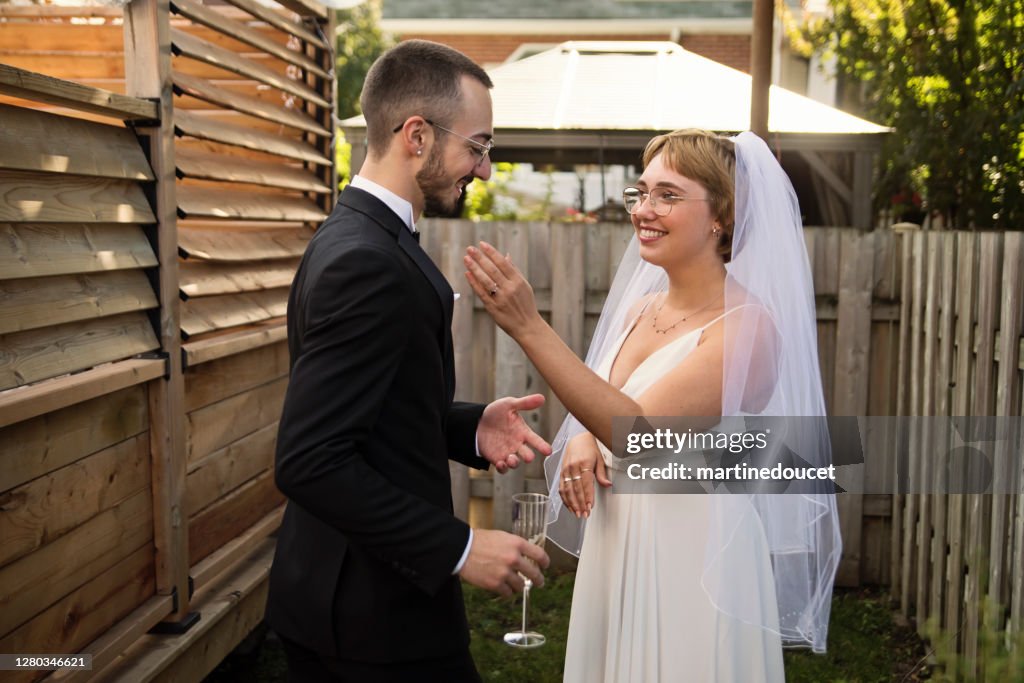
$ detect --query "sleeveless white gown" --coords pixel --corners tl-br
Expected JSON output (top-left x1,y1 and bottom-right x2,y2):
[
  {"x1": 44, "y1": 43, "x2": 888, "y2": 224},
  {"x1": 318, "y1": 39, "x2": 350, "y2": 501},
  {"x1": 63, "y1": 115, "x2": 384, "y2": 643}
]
[{"x1": 562, "y1": 312, "x2": 785, "y2": 683}]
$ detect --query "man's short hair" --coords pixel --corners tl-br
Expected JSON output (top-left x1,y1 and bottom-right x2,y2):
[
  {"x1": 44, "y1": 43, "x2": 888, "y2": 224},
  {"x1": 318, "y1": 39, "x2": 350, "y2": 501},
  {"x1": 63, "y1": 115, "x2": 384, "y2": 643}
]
[{"x1": 361, "y1": 40, "x2": 493, "y2": 156}]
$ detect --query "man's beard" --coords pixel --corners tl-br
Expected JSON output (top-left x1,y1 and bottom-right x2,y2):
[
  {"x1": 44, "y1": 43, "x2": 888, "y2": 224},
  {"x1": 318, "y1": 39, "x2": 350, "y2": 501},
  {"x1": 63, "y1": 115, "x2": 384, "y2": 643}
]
[{"x1": 416, "y1": 147, "x2": 471, "y2": 218}]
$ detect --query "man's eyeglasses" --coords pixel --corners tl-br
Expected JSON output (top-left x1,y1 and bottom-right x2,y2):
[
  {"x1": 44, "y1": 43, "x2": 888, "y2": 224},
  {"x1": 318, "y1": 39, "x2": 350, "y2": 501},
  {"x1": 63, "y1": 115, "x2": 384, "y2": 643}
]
[
  {"x1": 622, "y1": 186, "x2": 710, "y2": 217},
  {"x1": 392, "y1": 118, "x2": 494, "y2": 166}
]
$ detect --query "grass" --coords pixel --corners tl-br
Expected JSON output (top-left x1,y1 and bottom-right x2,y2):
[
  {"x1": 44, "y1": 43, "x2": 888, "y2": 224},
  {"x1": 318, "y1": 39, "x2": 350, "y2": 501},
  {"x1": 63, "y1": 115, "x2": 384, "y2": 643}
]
[{"x1": 206, "y1": 573, "x2": 928, "y2": 682}]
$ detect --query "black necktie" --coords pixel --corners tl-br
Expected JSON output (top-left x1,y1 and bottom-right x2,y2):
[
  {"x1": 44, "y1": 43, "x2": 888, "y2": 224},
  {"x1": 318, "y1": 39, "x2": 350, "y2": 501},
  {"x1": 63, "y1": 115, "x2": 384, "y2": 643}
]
[{"x1": 411, "y1": 230, "x2": 420, "y2": 243}]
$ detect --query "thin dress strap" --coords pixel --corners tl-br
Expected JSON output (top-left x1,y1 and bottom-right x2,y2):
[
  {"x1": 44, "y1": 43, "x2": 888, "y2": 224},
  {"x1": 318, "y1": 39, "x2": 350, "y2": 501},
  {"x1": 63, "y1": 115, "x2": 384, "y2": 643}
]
[{"x1": 698, "y1": 302, "x2": 762, "y2": 332}]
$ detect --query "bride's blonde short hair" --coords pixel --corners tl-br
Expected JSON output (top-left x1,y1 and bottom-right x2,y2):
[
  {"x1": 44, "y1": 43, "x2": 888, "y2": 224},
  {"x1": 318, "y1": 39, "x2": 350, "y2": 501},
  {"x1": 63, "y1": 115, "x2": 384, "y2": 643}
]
[{"x1": 642, "y1": 129, "x2": 736, "y2": 262}]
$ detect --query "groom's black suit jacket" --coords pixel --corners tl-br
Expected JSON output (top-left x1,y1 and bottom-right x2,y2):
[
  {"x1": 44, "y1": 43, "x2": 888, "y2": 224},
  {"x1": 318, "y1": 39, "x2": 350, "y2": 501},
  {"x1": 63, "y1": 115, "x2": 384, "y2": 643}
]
[{"x1": 267, "y1": 186, "x2": 489, "y2": 662}]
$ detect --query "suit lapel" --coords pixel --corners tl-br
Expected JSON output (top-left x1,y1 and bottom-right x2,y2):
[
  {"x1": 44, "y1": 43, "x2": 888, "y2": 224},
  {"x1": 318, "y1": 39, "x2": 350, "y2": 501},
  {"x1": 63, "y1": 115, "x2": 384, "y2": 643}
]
[{"x1": 338, "y1": 187, "x2": 456, "y2": 402}]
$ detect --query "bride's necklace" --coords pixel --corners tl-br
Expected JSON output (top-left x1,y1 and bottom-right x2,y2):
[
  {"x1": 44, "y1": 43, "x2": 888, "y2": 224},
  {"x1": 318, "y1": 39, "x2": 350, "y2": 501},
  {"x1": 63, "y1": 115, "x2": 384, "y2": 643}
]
[{"x1": 650, "y1": 291, "x2": 722, "y2": 335}]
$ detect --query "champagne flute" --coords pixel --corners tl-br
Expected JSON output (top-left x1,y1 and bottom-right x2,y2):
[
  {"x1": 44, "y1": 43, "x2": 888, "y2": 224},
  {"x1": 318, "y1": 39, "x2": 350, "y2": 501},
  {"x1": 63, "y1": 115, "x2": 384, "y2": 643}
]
[{"x1": 503, "y1": 492, "x2": 549, "y2": 648}]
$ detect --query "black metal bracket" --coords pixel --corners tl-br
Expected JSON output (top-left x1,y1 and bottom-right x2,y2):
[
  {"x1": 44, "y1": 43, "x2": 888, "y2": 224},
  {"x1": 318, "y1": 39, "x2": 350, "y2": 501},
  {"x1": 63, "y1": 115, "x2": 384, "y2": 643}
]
[{"x1": 149, "y1": 579, "x2": 200, "y2": 635}]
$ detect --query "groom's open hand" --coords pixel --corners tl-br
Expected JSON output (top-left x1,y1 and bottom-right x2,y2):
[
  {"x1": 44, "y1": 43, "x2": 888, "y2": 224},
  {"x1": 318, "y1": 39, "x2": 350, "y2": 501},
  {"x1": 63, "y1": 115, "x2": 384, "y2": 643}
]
[
  {"x1": 459, "y1": 529, "x2": 550, "y2": 597},
  {"x1": 478, "y1": 394, "x2": 552, "y2": 473}
]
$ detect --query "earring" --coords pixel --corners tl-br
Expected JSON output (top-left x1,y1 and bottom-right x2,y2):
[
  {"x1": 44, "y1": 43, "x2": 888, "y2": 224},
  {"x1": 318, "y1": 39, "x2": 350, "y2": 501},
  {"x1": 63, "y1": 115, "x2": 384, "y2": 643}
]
[
  {"x1": 712, "y1": 226, "x2": 721, "y2": 237},
  {"x1": 416, "y1": 149, "x2": 423, "y2": 156}
]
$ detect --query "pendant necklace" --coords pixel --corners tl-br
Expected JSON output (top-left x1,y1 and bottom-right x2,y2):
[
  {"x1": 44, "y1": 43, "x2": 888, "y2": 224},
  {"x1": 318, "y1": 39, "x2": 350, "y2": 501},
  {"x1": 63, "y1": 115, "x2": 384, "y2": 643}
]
[{"x1": 650, "y1": 291, "x2": 722, "y2": 335}]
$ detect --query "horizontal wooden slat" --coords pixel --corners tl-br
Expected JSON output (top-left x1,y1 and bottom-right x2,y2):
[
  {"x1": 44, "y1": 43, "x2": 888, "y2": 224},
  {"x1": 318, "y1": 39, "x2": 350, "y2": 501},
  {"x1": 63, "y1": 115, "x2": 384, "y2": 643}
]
[
  {"x1": 170, "y1": 28, "x2": 329, "y2": 108},
  {"x1": 0, "y1": 311, "x2": 160, "y2": 391},
  {"x1": 0, "y1": 545, "x2": 155, "y2": 683},
  {"x1": 0, "y1": 104, "x2": 154, "y2": 181},
  {"x1": 170, "y1": 0, "x2": 329, "y2": 79},
  {"x1": 174, "y1": 109, "x2": 329, "y2": 165},
  {"x1": 186, "y1": 421, "x2": 276, "y2": 513},
  {"x1": 182, "y1": 318, "x2": 287, "y2": 367},
  {"x1": 0, "y1": 63, "x2": 156, "y2": 121},
  {"x1": 184, "y1": 339, "x2": 288, "y2": 411},
  {"x1": 274, "y1": 0, "x2": 328, "y2": 20},
  {"x1": 179, "y1": 257, "x2": 299, "y2": 298},
  {"x1": 0, "y1": 223, "x2": 157, "y2": 280},
  {"x1": 0, "y1": 270, "x2": 157, "y2": 335},
  {"x1": 0, "y1": 20, "x2": 290, "y2": 53},
  {"x1": 177, "y1": 185, "x2": 326, "y2": 222},
  {"x1": 190, "y1": 505, "x2": 282, "y2": 591},
  {"x1": 178, "y1": 225, "x2": 312, "y2": 261},
  {"x1": 188, "y1": 468, "x2": 284, "y2": 564},
  {"x1": 172, "y1": 71, "x2": 328, "y2": 136},
  {"x1": 176, "y1": 148, "x2": 330, "y2": 193},
  {"x1": 0, "y1": 433, "x2": 150, "y2": 569},
  {"x1": 220, "y1": 0, "x2": 325, "y2": 46},
  {"x1": 0, "y1": 171, "x2": 156, "y2": 224},
  {"x1": 185, "y1": 375, "x2": 287, "y2": 463},
  {"x1": 180, "y1": 288, "x2": 289, "y2": 338},
  {"x1": 0, "y1": 382, "x2": 149, "y2": 486},
  {"x1": 0, "y1": 488, "x2": 152, "y2": 639},
  {"x1": 0, "y1": 52, "x2": 287, "y2": 80},
  {"x1": 0, "y1": 5, "x2": 123, "y2": 17}
]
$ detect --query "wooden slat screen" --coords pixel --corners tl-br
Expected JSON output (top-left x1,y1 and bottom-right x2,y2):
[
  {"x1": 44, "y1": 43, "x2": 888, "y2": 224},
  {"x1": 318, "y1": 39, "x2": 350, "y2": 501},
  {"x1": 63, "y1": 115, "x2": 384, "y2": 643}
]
[
  {"x1": 167, "y1": 0, "x2": 333, "y2": 342},
  {"x1": 0, "y1": 102, "x2": 160, "y2": 392}
]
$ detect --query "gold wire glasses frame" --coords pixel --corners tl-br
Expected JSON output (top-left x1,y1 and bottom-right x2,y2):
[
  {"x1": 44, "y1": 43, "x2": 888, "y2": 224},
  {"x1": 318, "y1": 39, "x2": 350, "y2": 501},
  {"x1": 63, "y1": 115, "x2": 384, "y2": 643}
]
[
  {"x1": 392, "y1": 117, "x2": 494, "y2": 166},
  {"x1": 622, "y1": 186, "x2": 710, "y2": 217}
]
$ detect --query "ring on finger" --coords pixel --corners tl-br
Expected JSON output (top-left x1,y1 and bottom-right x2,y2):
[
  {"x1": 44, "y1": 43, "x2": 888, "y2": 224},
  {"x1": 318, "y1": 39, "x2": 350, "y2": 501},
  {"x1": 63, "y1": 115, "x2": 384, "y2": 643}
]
[
  {"x1": 563, "y1": 476, "x2": 573, "y2": 482},
  {"x1": 572, "y1": 475, "x2": 582, "y2": 481},
  {"x1": 489, "y1": 283, "x2": 499, "y2": 296}
]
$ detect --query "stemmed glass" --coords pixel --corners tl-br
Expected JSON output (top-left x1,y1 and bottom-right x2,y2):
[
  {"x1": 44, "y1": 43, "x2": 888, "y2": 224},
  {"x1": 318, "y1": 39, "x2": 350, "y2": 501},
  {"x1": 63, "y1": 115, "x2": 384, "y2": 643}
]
[{"x1": 503, "y1": 492, "x2": 549, "y2": 648}]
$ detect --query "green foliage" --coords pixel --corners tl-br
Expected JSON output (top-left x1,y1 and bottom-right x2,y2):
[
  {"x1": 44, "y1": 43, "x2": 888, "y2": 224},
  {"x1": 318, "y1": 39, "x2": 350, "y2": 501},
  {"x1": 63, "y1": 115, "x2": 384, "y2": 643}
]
[
  {"x1": 335, "y1": 0, "x2": 393, "y2": 121},
  {"x1": 925, "y1": 597, "x2": 1024, "y2": 682},
  {"x1": 336, "y1": 129, "x2": 352, "y2": 190},
  {"x1": 461, "y1": 163, "x2": 556, "y2": 221},
  {"x1": 801, "y1": 0, "x2": 1024, "y2": 228}
]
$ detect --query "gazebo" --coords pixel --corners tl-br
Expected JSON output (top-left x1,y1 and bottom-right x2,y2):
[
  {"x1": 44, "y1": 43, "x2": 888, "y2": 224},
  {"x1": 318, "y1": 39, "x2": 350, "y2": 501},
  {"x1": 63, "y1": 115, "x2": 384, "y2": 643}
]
[{"x1": 343, "y1": 41, "x2": 891, "y2": 227}]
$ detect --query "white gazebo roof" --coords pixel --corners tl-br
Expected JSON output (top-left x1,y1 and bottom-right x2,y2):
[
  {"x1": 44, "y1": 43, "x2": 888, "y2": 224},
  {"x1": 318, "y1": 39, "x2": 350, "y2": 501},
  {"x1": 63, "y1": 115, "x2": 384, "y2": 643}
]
[{"x1": 488, "y1": 41, "x2": 888, "y2": 135}]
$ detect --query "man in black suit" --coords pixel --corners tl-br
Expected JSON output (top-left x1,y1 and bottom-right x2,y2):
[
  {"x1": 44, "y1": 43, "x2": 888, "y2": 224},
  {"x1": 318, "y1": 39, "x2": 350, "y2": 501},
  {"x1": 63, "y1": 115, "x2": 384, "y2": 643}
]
[{"x1": 267, "y1": 40, "x2": 551, "y2": 682}]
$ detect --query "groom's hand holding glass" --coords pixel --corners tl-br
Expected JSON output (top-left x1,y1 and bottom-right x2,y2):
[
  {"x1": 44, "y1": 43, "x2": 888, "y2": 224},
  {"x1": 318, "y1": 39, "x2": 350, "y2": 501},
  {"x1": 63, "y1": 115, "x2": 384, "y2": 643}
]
[{"x1": 459, "y1": 528, "x2": 549, "y2": 597}]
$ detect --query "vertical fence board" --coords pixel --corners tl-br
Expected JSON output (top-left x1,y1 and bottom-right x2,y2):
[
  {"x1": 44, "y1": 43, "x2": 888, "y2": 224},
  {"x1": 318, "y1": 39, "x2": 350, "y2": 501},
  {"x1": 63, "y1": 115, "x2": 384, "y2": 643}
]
[
  {"x1": 915, "y1": 232, "x2": 940, "y2": 628},
  {"x1": 833, "y1": 230, "x2": 875, "y2": 586},
  {"x1": 491, "y1": 223, "x2": 530, "y2": 532},
  {"x1": 930, "y1": 233, "x2": 958, "y2": 647}
]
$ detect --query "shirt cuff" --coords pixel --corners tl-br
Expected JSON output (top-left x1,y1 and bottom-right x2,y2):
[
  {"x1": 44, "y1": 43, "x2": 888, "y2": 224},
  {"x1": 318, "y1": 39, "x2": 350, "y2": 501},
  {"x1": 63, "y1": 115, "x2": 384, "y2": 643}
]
[{"x1": 453, "y1": 528, "x2": 473, "y2": 574}]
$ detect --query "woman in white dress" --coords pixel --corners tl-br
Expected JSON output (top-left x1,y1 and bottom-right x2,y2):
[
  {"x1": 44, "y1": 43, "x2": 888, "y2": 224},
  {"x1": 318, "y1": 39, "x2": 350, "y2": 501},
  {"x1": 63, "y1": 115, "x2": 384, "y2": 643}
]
[{"x1": 465, "y1": 130, "x2": 840, "y2": 682}]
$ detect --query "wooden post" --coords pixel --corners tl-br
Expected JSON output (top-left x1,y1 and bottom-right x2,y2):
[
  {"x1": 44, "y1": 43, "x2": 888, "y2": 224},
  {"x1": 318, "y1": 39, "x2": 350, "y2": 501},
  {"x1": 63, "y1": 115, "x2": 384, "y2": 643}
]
[
  {"x1": 123, "y1": 0, "x2": 193, "y2": 627},
  {"x1": 749, "y1": 0, "x2": 773, "y2": 139}
]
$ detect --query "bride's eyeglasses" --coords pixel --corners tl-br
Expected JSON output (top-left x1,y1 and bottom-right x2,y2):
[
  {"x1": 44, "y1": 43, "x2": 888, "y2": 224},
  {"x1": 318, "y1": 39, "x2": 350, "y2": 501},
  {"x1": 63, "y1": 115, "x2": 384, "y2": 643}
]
[{"x1": 623, "y1": 186, "x2": 710, "y2": 216}]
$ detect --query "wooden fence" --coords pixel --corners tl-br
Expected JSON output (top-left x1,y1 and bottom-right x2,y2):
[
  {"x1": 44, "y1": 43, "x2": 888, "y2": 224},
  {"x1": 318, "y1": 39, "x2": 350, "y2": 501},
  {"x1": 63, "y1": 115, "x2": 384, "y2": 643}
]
[
  {"x1": 893, "y1": 230, "x2": 1024, "y2": 677},
  {"x1": 419, "y1": 218, "x2": 903, "y2": 588},
  {"x1": 0, "y1": 0, "x2": 333, "y2": 679}
]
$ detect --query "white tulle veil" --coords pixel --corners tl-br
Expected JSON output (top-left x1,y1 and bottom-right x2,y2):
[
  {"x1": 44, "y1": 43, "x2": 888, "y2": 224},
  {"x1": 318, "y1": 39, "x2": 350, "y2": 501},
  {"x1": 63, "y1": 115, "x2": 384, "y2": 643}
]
[{"x1": 543, "y1": 131, "x2": 841, "y2": 652}]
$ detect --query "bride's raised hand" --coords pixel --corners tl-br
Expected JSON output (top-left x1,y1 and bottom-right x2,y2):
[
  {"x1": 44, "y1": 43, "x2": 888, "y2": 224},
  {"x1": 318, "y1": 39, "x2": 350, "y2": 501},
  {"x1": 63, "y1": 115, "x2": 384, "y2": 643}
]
[
  {"x1": 464, "y1": 241, "x2": 543, "y2": 339},
  {"x1": 559, "y1": 432, "x2": 612, "y2": 519}
]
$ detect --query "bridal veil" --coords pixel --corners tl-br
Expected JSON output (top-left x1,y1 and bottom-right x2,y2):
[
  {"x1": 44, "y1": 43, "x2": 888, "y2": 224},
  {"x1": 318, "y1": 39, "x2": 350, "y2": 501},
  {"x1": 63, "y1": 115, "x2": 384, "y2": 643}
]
[{"x1": 544, "y1": 131, "x2": 841, "y2": 652}]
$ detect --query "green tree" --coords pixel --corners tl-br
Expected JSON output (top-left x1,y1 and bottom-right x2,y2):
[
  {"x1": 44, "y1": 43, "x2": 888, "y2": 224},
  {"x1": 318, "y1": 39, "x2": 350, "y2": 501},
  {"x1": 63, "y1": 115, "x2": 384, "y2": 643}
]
[
  {"x1": 800, "y1": 0, "x2": 1024, "y2": 228},
  {"x1": 334, "y1": 0, "x2": 392, "y2": 188},
  {"x1": 335, "y1": 0, "x2": 392, "y2": 121}
]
